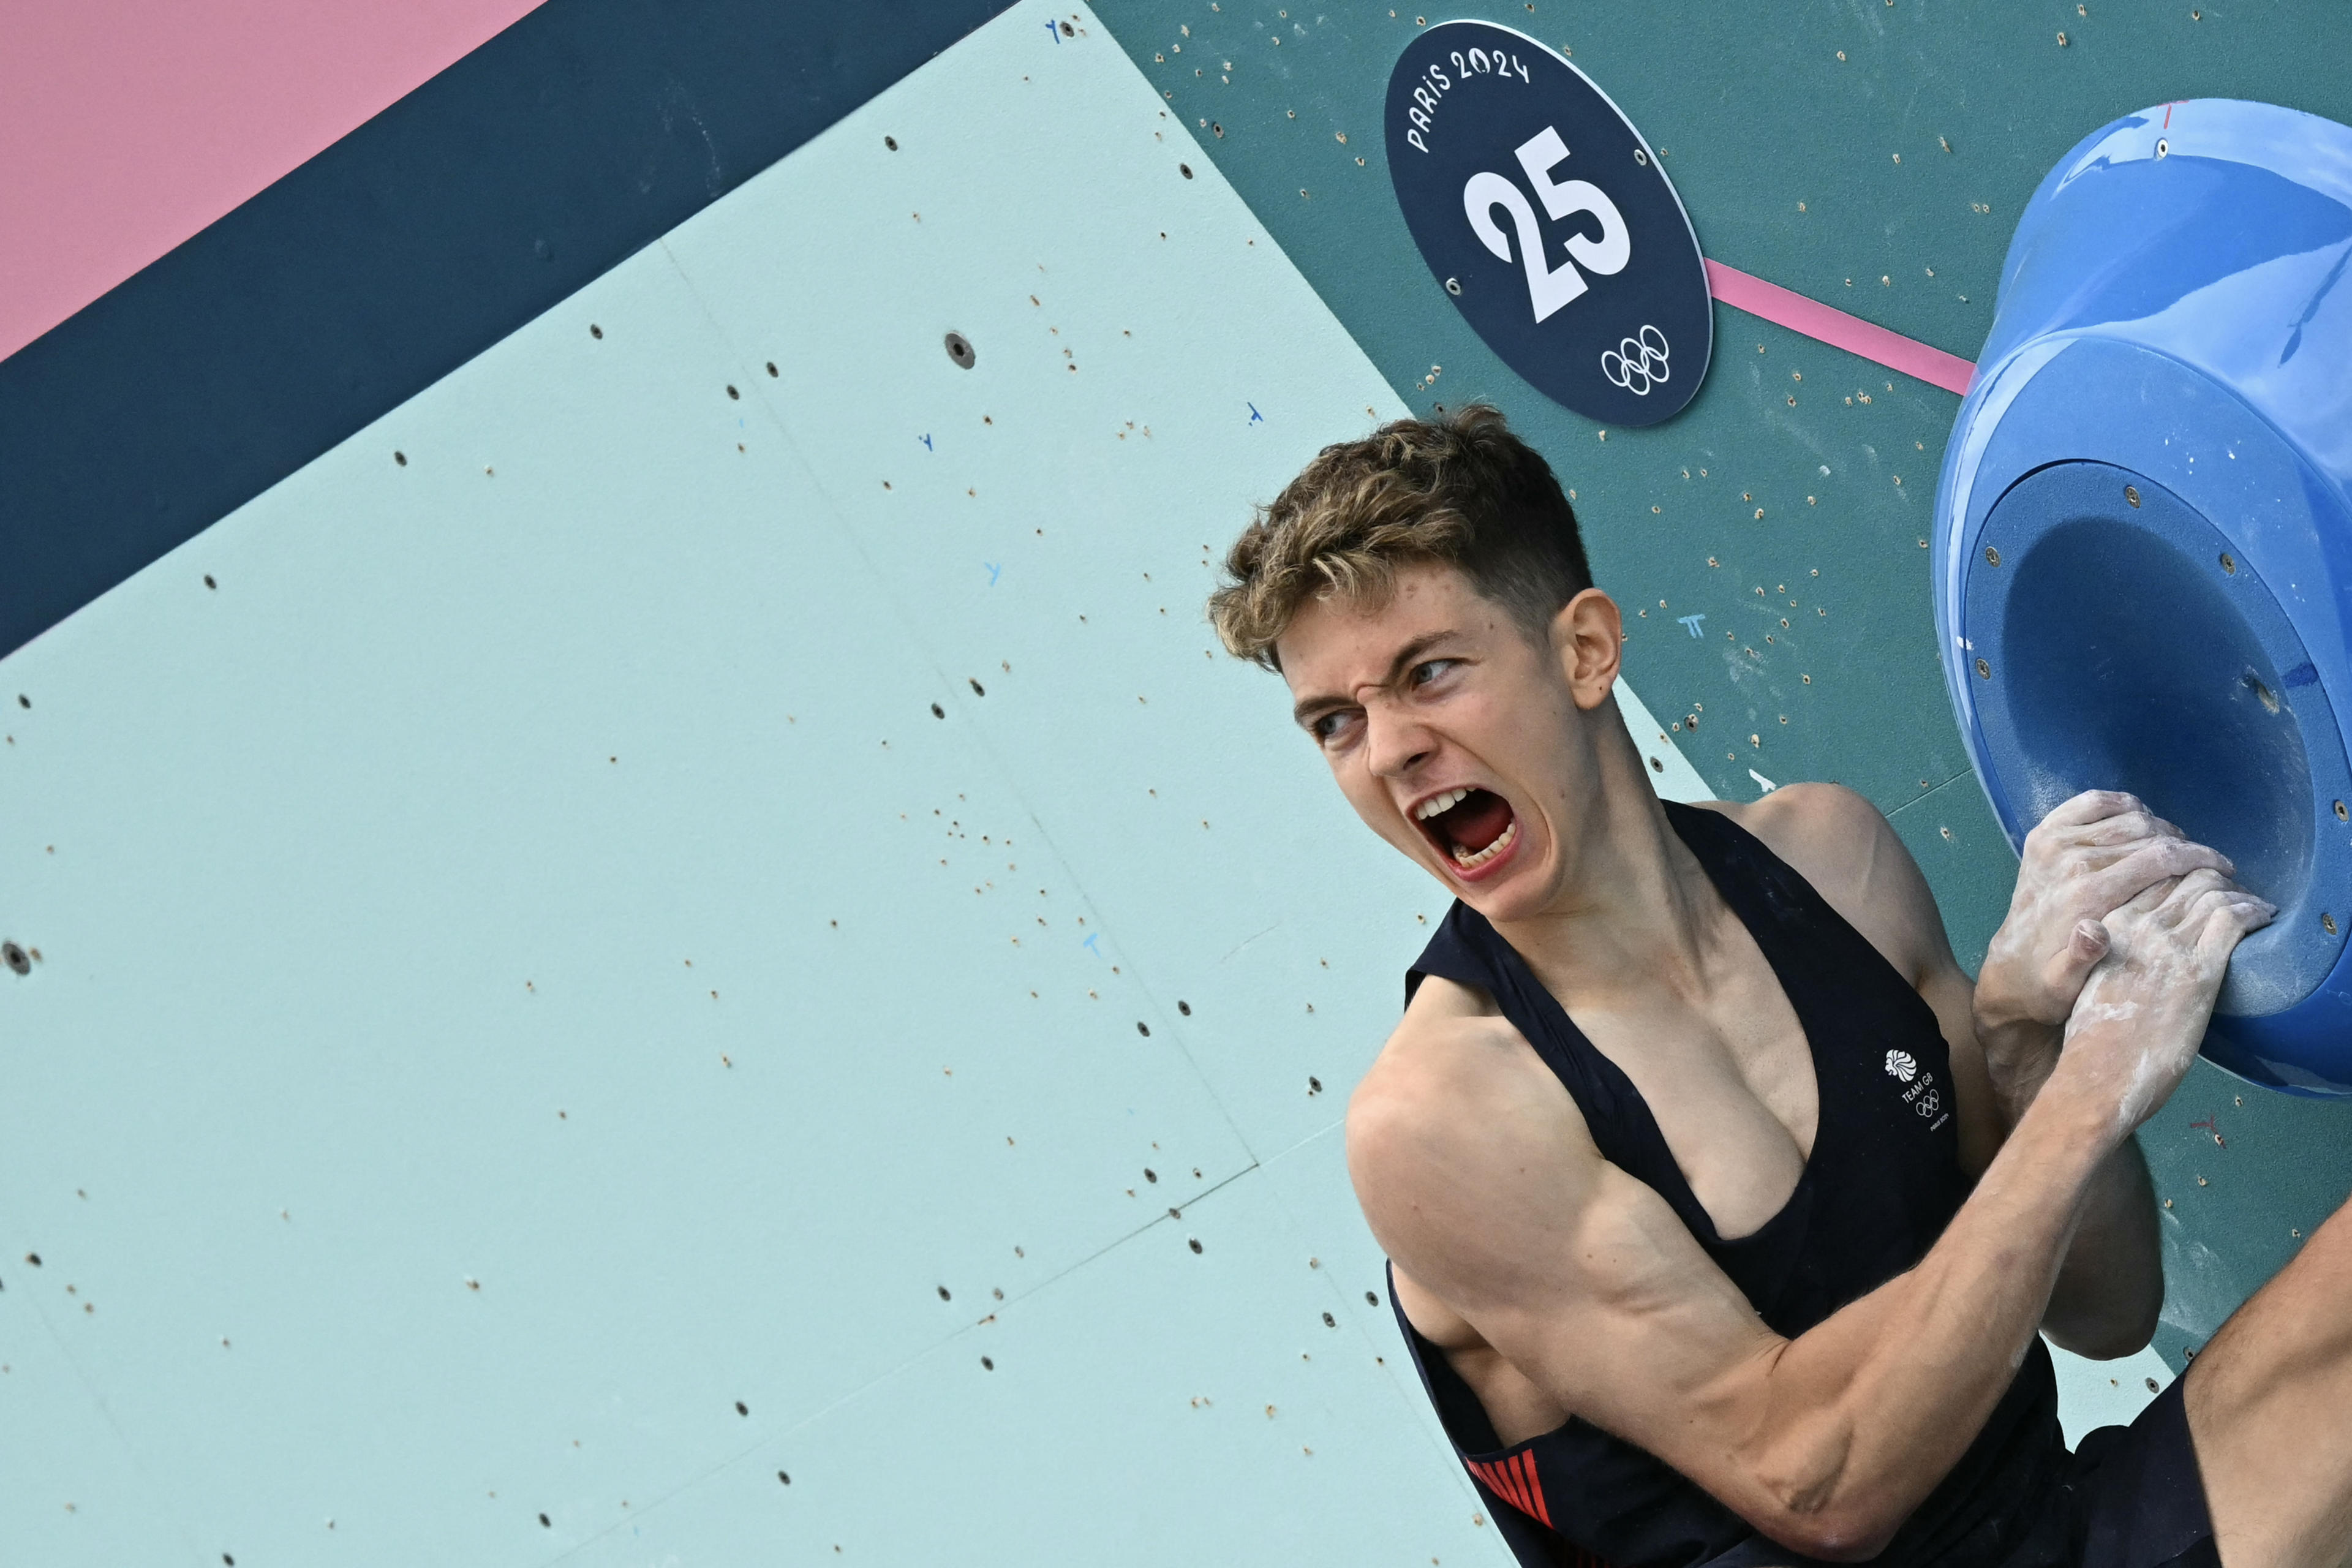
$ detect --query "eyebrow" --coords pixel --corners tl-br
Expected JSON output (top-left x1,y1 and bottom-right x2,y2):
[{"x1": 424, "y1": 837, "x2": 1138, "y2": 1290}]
[{"x1": 1290, "y1": 630, "x2": 1458, "y2": 727}]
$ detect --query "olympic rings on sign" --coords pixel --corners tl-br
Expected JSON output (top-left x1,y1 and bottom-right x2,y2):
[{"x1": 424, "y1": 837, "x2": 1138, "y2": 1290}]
[{"x1": 1600, "y1": 325, "x2": 1671, "y2": 395}]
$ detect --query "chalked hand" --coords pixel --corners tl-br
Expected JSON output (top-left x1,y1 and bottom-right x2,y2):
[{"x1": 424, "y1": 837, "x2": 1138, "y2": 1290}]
[
  {"x1": 2057, "y1": 867, "x2": 2275, "y2": 1134},
  {"x1": 1977, "y1": 790, "x2": 2236, "y2": 1033}
]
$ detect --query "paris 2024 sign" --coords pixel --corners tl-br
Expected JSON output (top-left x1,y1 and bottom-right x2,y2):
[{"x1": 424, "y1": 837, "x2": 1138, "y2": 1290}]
[{"x1": 1387, "y1": 21, "x2": 1711, "y2": 426}]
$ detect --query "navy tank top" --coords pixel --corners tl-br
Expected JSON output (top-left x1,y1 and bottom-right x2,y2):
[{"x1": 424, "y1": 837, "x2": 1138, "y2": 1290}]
[{"x1": 1393, "y1": 801, "x2": 2065, "y2": 1568}]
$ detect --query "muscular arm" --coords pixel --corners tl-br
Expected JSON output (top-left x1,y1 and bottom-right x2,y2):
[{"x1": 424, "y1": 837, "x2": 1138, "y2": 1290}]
[
  {"x1": 1936, "y1": 993, "x2": 2160, "y2": 1356},
  {"x1": 1353, "y1": 1006, "x2": 2120, "y2": 1559},
  {"x1": 1357, "y1": 855, "x2": 2267, "y2": 1559},
  {"x1": 1739, "y1": 785, "x2": 2163, "y2": 1357}
]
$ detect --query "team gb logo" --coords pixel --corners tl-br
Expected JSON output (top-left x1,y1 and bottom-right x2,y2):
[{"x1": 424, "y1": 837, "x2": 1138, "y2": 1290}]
[{"x1": 1884, "y1": 1049, "x2": 1919, "y2": 1083}]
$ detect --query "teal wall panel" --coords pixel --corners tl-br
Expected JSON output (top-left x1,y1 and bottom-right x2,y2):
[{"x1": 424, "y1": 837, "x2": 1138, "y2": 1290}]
[{"x1": 1091, "y1": 0, "x2": 2352, "y2": 1379}]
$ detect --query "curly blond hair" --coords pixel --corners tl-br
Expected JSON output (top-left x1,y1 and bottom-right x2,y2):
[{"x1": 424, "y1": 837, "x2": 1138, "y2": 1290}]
[{"x1": 1207, "y1": 404, "x2": 1592, "y2": 669}]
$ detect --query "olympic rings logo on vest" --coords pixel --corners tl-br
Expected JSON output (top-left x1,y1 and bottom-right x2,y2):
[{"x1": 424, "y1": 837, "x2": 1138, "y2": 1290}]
[
  {"x1": 1385, "y1": 21, "x2": 1711, "y2": 427},
  {"x1": 1602, "y1": 325, "x2": 1671, "y2": 396}
]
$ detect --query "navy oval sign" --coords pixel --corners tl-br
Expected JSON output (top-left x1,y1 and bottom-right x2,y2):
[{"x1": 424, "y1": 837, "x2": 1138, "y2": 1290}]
[{"x1": 1387, "y1": 22, "x2": 1711, "y2": 426}]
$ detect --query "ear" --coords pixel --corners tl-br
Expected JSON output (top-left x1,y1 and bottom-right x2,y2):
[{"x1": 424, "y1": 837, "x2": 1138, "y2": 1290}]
[{"x1": 1548, "y1": 589, "x2": 1624, "y2": 712}]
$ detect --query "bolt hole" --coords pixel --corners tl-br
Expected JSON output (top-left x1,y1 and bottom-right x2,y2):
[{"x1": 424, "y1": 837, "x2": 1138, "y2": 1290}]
[
  {"x1": 1180, "y1": 163, "x2": 1194, "y2": 178},
  {"x1": 1188, "y1": 1237, "x2": 1203, "y2": 1253},
  {"x1": 2328, "y1": 913, "x2": 2340, "y2": 936},
  {"x1": 1984, "y1": 545, "x2": 2002, "y2": 567},
  {"x1": 736, "y1": 1400, "x2": 749, "y2": 1416},
  {"x1": 981, "y1": 1355, "x2": 995, "y2": 1369},
  {"x1": 778, "y1": 1471, "x2": 792, "y2": 1485},
  {"x1": 1136, "y1": 1021, "x2": 1151, "y2": 1036},
  {"x1": 931, "y1": 703, "x2": 946, "y2": 718},
  {"x1": 1634, "y1": 148, "x2": 1649, "y2": 165},
  {"x1": 1, "y1": 943, "x2": 28, "y2": 976},
  {"x1": 1177, "y1": 999, "x2": 1191, "y2": 1015},
  {"x1": 1444, "y1": 277, "x2": 1462, "y2": 296},
  {"x1": 2125, "y1": 484, "x2": 2142, "y2": 508},
  {"x1": 884, "y1": 135, "x2": 899, "y2": 150},
  {"x1": 2157, "y1": 138, "x2": 2169, "y2": 157},
  {"x1": 944, "y1": 331, "x2": 976, "y2": 368},
  {"x1": 2220, "y1": 552, "x2": 2237, "y2": 575},
  {"x1": 1975, "y1": 658, "x2": 1991, "y2": 680}
]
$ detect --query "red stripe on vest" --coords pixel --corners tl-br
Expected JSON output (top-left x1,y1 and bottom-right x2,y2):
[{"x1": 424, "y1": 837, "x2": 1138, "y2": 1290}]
[
  {"x1": 1469, "y1": 1455, "x2": 1531, "y2": 1520},
  {"x1": 1466, "y1": 1458, "x2": 1506, "y2": 1512},
  {"x1": 1511, "y1": 1449, "x2": 1552, "y2": 1528}
]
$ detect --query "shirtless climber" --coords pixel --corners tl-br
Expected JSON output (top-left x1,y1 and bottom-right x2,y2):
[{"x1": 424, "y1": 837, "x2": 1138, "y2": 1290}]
[{"x1": 1208, "y1": 405, "x2": 2352, "y2": 1567}]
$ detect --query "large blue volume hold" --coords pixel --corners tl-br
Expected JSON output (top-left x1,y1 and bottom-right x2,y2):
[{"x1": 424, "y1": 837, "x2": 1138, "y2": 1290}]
[{"x1": 1934, "y1": 100, "x2": 2352, "y2": 1093}]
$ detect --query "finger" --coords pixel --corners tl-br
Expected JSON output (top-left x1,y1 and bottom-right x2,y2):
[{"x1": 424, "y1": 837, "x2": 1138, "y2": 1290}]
[
  {"x1": 2203, "y1": 889, "x2": 2277, "y2": 930},
  {"x1": 2040, "y1": 918, "x2": 2112, "y2": 999},
  {"x1": 2085, "y1": 838, "x2": 2236, "y2": 913},
  {"x1": 2070, "y1": 810, "x2": 2187, "y2": 850},
  {"x1": 2176, "y1": 891, "x2": 2275, "y2": 965},
  {"x1": 2197, "y1": 900, "x2": 2271, "y2": 964},
  {"x1": 2155, "y1": 869, "x2": 2240, "y2": 927},
  {"x1": 2113, "y1": 873, "x2": 2182, "y2": 919},
  {"x1": 2062, "y1": 835, "x2": 2203, "y2": 878},
  {"x1": 2037, "y1": 790, "x2": 2145, "y2": 832}
]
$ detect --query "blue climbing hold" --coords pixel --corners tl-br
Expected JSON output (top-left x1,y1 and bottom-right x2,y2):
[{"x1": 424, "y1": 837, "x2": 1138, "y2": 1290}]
[{"x1": 1934, "y1": 100, "x2": 2352, "y2": 1093}]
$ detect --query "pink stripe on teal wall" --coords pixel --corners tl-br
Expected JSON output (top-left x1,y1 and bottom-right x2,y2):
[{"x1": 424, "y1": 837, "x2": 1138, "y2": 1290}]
[{"x1": 0, "y1": 0, "x2": 545, "y2": 362}]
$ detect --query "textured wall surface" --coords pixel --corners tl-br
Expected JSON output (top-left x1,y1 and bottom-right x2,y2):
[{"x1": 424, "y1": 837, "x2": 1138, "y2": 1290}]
[
  {"x1": 1090, "y1": 0, "x2": 2352, "y2": 1377},
  {"x1": 0, "y1": 6, "x2": 1676, "y2": 1560},
  {"x1": 4, "y1": 1, "x2": 2349, "y2": 1562}
]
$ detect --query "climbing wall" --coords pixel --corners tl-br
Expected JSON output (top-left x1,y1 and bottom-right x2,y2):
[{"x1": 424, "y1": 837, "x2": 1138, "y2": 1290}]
[
  {"x1": 1090, "y1": 0, "x2": 2352, "y2": 1378},
  {"x1": 0, "y1": 5, "x2": 1605, "y2": 1561},
  {"x1": 4, "y1": 1, "x2": 2350, "y2": 1562}
]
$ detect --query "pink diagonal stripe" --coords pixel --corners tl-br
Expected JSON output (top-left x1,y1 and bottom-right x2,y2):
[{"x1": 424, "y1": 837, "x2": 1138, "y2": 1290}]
[{"x1": 1703, "y1": 258, "x2": 1975, "y2": 395}]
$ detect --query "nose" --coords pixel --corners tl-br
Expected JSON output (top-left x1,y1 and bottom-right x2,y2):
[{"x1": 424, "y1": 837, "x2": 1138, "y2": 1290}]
[{"x1": 1364, "y1": 698, "x2": 1436, "y2": 781}]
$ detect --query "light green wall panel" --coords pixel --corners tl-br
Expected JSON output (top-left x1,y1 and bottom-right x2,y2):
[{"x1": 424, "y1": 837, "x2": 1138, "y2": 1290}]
[{"x1": 0, "y1": 4, "x2": 1575, "y2": 1561}]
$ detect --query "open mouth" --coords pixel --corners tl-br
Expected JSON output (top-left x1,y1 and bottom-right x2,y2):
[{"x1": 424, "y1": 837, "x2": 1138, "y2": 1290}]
[{"x1": 1412, "y1": 786, "x2": 1519, "y2": 875}]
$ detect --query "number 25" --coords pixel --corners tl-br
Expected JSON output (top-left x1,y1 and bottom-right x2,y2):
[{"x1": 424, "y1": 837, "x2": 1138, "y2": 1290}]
[{"x1": 1463, "y1": 127, "x2": 1631, "y2": 323}]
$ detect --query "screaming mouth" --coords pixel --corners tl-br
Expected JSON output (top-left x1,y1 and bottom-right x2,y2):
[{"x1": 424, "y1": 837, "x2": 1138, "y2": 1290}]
[{"x1": 1414, "y1": 786, "x2": 1518, "y2": 871}]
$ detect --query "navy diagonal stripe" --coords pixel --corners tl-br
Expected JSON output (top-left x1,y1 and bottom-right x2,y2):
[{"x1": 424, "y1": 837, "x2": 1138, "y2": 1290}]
[{"x1": 0, "y1": 0, "x2": 1015, "y2": 656}]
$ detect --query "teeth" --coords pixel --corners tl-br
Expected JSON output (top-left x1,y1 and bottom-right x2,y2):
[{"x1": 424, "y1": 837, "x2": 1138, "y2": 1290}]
[
  {"x1": 1414, "y1": 787, "x2": 1472, "y2": 821},
  {"x1": 1450, "y1": 817, "x2": 1517, "y2": 871}
]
